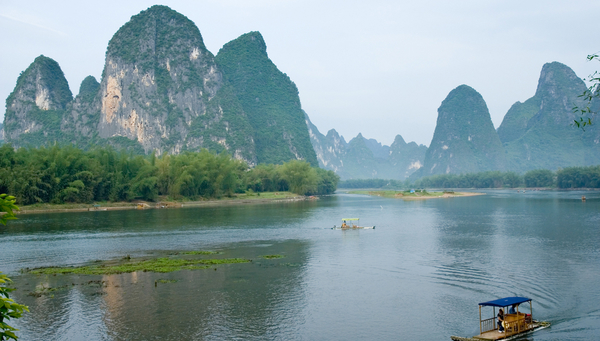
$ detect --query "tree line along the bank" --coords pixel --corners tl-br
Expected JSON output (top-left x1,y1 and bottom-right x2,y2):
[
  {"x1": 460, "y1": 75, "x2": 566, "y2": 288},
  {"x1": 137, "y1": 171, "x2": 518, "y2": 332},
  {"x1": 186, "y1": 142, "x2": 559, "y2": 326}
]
[
  {"x1": 0, "y1": 144, "x2": 339, "y2": 205},
  {"x1": 339, "y1": 167, "x2": 600, "y2": 189}
]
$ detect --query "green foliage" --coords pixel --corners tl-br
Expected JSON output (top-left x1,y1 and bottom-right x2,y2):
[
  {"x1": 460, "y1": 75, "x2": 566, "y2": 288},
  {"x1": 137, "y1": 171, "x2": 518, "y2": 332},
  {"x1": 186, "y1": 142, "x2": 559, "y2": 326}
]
[
  {"x1": 0, "y1": 194, "x2": 19, "y2": 225},
  {"x1": 0, "y1": 198, "x2": 28, "y2": 341},
  {"x1": 412, "y1": 171, "x2": 524, "y2": 189},
  {"x1": 1, "y1": 272, "x2": 29, "y2": 341},
  {"x1": 556, "y1": 165, "x2": 600, "y2": 188},
  {"x1": 315, "y1": 168, "x2": 340, "y2": 195},
  {"x1": 241, "y1": 161, "x2": 337, "y2": 195},
  {"x1": 0, "y1": 145, "x2": 337, "y2": 205},
  {"x1": 338, "y1": 179, "x2": 406, "y2": 189},
  {"x1": 572, "y1": 53, "x2": 600, "y2": 129},
  {"x1": 524, "y1": 169, "x2": 555, "y2": 188},
  {"x1": 278, "y1": 160, "x2": 318, "y2": 195}
]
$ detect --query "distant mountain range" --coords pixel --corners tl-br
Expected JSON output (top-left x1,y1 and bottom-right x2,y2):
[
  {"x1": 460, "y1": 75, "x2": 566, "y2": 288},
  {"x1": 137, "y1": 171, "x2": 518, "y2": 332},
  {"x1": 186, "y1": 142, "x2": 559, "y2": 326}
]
[
  {"x1": 306, "y1": 115, "x2": 427, "y2": 180},
  {"x1": 2, "y1": 5, "x2": 599, "y2": 180}
]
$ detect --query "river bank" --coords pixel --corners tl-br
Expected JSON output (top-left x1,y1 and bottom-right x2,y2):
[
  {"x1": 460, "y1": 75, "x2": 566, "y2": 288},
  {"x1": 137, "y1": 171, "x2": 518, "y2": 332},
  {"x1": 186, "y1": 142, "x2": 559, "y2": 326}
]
[
  {"x1": 345, "y1": 190, "x2": 484, "y2": 200},
  {"x1": 15, "y1": 192, "x2": 309, "y2": 214}
]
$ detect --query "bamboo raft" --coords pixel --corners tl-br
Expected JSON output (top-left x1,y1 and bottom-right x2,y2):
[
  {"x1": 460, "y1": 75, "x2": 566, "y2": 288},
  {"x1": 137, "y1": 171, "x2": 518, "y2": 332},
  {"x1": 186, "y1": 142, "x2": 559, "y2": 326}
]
[{"x1": 450, "y1": 297, "x2": 550, "y2": 340}]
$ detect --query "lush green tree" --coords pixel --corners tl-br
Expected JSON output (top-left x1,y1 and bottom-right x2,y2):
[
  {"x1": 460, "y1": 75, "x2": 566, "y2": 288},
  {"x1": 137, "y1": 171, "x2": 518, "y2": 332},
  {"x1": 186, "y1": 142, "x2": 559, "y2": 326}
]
[
  {"x1": 0, "y1": 145, "x2": 337, "y2": 203},
  {"x1": 524, "y1": 169, "x2": 555, "y2": 188},
  {"x1": 278, "y1": 160, "x2": 318, "y2": 195},
  {"x1": 556, "y1": 166, "x2": 600, "y2": 188},
  {"x1": 0, "y1": 194, "x2": 18, "y2": 226},
  {"x1": 0, "y1": 272, "x2": 29, "y2": 341},
  {"x1": 0, "y1": 195, "x2": 28, "y2": 341},
  {"x1": 315, "y1": 168, "x2": 340, "y2": 195}
]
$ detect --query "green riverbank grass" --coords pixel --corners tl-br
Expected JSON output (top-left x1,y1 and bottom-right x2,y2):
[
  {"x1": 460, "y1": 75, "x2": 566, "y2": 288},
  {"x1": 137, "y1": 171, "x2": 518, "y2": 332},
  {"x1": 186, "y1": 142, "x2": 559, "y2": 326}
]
[{"x1": 18, "y1": 192, "x2": 302, "y2": 213}]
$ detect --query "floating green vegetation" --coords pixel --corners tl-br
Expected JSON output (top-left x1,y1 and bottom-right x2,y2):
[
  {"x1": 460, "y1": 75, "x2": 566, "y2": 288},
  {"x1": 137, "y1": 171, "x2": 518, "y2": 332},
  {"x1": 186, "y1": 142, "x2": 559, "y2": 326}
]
[
  {"x1": 26, "y1": 280, "x2": 107, "y2": 297},
  {"x1": 182, "y1": 251, "x2": 221, "y2": 255},
  {"x1": 261, "y1": 254, "x2": 285, "y2": 259},
  {"x1": 29, "y1": 257, "x2": 251, "y2": 275},
  {"x1": 27, "y1": 284, "x2": 70, "y2": 297}
]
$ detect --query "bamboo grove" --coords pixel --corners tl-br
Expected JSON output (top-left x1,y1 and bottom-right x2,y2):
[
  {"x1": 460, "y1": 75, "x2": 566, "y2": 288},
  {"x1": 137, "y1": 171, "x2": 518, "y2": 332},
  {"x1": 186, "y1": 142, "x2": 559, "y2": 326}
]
[{"x1": 0, "y1": 144, "x2": 339, "y2": 205}]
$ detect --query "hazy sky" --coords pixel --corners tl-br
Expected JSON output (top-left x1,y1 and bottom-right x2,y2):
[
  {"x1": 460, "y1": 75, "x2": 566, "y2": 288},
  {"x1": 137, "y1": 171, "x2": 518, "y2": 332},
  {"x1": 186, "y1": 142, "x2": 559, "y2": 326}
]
[{"x1": 1, "y1": 0, "x2": 599, "y2": 146}]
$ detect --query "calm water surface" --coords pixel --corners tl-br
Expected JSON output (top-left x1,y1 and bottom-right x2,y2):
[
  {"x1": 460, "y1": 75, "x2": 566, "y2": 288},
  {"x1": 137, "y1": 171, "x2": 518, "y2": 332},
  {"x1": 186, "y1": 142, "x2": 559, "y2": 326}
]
[{"x1": 1, "y1": 190, "x2": 599, "y2": 340}]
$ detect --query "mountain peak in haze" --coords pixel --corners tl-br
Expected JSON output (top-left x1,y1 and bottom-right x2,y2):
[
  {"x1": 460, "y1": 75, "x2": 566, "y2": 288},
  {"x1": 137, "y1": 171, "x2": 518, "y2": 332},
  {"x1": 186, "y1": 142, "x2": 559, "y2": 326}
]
[
  {"x1": 417, "y1": 84, "x2": 506, "y2": 176},
  {"x1": 498, "y1": 62, "x2": 600, "y2": 171}
]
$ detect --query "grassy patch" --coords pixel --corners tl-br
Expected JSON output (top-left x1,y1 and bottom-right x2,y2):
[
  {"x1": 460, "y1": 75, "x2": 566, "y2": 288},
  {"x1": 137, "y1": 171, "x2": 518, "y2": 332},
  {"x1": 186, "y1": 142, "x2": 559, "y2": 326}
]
[
  {"x1": 261, "y1": 254, "x2": 285, "y2": 259},
  {"x1": 29, "y1": 257, "x2": 251, "y2": 275},
  {"x1": 20, "y1": 202, "x2": 139, "y2": 211}
]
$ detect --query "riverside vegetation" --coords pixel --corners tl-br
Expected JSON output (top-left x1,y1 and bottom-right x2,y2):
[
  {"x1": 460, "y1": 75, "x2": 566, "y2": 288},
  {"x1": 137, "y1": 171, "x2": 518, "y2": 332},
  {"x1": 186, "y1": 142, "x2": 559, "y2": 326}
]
[
  {"x1": 0, "y1": 144, "x2": 338, "y2": 206},
  {"x1": 339, "y1": 166, "x2": 600, "y2": 190}
]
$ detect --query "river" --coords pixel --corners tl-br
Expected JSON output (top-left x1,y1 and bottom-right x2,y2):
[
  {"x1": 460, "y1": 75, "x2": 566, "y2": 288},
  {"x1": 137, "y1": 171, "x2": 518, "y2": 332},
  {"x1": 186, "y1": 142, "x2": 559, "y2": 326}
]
[{"x1": 1, "y1": 190, "x2": 599, "y2": 340}]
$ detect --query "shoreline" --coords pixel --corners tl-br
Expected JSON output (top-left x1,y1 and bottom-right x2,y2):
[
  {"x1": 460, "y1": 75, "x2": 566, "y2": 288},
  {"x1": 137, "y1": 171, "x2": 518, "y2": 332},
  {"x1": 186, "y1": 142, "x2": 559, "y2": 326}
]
[
  {"x1": 15, "y1": 193, "x2": 311, "y2": 215},
  {"x1": 344, "y1": 190, "x2": 485, "y2": 200},
  {"x1": 401, "y1": 191, "x2": 484, "y2": 200}
]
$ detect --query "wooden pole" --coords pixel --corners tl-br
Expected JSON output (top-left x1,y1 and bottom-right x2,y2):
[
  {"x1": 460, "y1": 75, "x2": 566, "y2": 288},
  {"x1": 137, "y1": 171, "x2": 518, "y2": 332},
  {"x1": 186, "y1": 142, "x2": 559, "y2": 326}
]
[{"x1": 479, "y1": 305, "x2": 482, "y2": 335}]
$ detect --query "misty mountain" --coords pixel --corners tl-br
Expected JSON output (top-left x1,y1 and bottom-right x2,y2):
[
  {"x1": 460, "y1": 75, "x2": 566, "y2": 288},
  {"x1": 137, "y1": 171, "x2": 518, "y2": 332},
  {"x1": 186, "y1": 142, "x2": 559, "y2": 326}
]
[
  {"x1": 306, "y1": 114, "x2": 426, "y2": 180},
  {"x1": 413, "y1": 84, "x2": 506, "y2": 178},
  {"x1": 499, "y1": 62, "x2": 600, "y2": 172}
]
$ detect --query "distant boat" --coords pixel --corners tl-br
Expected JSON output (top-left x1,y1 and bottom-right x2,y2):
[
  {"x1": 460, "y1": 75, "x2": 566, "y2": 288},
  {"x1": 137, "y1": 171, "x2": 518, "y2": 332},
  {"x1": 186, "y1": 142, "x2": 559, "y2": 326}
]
[
  {"x1": 332, "y1": 218, "x2": 375, "y2": 230},
  {"x1": 450, "y1": 297, "x2": 550, "y2": 340}
]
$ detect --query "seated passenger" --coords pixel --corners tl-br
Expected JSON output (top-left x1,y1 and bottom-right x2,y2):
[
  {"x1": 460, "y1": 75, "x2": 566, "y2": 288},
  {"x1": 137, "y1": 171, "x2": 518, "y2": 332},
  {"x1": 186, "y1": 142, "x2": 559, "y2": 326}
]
[
  {"x1": 509, "y1": 304, "x2": 518, "y2": 314},
  {"x1": 497, "y1": 308, "x2": 505, "y2": 332}
]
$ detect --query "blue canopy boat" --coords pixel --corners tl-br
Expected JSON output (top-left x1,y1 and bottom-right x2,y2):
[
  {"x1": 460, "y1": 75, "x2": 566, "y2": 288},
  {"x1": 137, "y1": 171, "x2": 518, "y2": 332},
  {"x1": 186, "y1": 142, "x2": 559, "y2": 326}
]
[{"x1": 451, "y1": 296, "x2": 550, "y2": 340}]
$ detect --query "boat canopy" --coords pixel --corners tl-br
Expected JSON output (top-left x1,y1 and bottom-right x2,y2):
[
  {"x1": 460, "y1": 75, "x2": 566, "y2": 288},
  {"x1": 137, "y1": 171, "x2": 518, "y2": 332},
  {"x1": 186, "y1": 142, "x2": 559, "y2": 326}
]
[
  {"x1": 342, "y1": 218, "x2": 359, "y2": 221},
  {"x1": 479, "y1": 297, "x2": 532, "y2": 308}
]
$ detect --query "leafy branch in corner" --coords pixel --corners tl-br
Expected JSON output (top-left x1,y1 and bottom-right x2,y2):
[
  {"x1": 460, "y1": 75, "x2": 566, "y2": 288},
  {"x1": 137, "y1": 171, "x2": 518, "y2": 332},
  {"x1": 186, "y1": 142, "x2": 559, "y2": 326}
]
[
  {"x1": 572, "y1": 53, "x2": 600, "y2": 130},
  {"x1": 1, "y1": 194, "x2": 28, "y2": 341}
]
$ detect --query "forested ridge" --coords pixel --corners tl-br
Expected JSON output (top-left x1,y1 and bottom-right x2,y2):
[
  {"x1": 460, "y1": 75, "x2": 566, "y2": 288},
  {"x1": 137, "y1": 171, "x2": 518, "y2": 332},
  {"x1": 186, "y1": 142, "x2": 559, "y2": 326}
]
[
  {"x1": 0, "y1": 144, "x2": 338, "y2": 205},
  {"x1": 339, "y1": 167, "x2": 600, "y2": 189}
]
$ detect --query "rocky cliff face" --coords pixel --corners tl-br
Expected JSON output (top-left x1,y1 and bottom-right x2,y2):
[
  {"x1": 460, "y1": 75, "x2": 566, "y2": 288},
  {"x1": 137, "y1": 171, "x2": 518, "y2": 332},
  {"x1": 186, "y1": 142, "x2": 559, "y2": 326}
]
[
  {"x1": 498, "y1": 62, "x2": 600, "y2": 171},
  {"x1": 216, "y1": 31, "x2": 318, "y2": 166},
  {"x1": 3, "y1": 6, "x2": 328, "y2": 167},
  {"x1": 87, "y1": 5, "x2": 256, "y2": 161},
  {"x1": 417, "y1": 85, "x2": 506, "y2": 177},
  {"x1": 3, "y1": 55, "x2": 72, "y2": 147},
  {"x1": 306, "y1": 113, "x2": 347, "y2": 172}
]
